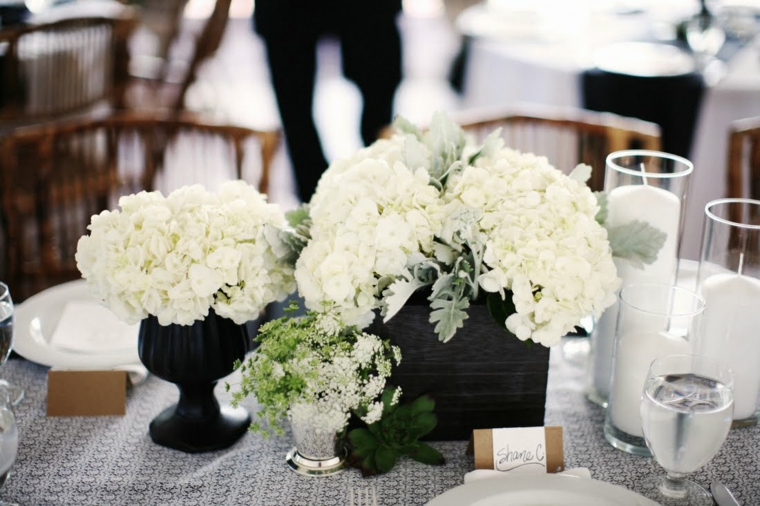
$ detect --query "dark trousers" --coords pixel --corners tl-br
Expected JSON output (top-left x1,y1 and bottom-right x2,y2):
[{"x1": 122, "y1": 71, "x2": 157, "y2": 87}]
[{"x1": 255, "y1": 1, "x2": 402, "y2": 202}]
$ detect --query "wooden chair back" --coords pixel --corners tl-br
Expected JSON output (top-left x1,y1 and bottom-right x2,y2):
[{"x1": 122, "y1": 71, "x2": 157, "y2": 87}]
[
  {"x1": 127, "y1": 0, "x2": 231, "y2": 113},
  {"x1": 453, "y1": 106, "x2": 662, "y2": 192},
  {"x1": 0, "y1": 112, "x2": 280, "y2": 301},
  {"x1": 727, "y1": 116, "x2": 760, "y2": 200},
  {"x1": 133, "y1": 0, "x2": 188, "y2": 68},
  {"x1": 171, "y1": 0, "x2": 231, "y2": 111},
  {"x1": 0, "y1": 12, "x2": 137, "y2": 126}
]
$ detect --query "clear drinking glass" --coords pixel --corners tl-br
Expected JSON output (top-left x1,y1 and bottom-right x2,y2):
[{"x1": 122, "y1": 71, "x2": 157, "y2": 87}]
[
  {"x1": 0, "y1": 386, "x2": 19, "y2": 506},
  {"x1": 0, "y1": 283, "x2": 24, "y2": 406},
  {"x1": 640, "y1": 354, "x2": 733, "y2": 506}
]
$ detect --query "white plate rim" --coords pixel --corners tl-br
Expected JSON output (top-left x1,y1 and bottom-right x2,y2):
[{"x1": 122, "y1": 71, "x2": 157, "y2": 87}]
[
  {"x1": 594, "y1": 41, "x2": 697, "y2": 77},
  {"x1": 425, "y1": 474, "x2": 660, "y2": 506},
  {"x1": 13, "y1": 280, "x2": 140, "y2": 368}
]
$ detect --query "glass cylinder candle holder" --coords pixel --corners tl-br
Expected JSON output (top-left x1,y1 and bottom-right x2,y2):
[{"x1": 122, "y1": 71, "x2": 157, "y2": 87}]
[
  {"x1": 604, "y1": 283, "x2": 705, "y2": 455},
  {"x1": 587, "y1": 150, "x2": 694, "y2": 407},
  {"x1": 693, "y1": 198, "x2": 760, "y2": 427}
]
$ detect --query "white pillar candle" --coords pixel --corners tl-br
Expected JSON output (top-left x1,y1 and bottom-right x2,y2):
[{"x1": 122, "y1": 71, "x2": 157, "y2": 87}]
[
  {"x1": 610, "y1": 331, "x2": 691, "y2": 437},
  {"x1": 697, "y1": 272, "x2": 760, "y2": 420},
  {"x1": 606, "y1": 185, "x2": 682, "y2": 285},
  {"x1": 593, "y1": 185, "x2": 683, "y2": 398}
]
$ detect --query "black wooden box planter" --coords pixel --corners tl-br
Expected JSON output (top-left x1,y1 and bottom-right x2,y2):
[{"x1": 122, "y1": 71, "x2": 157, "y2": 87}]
[{"x1": 367, "y1": 302, "x2": 550, "y2": 441}]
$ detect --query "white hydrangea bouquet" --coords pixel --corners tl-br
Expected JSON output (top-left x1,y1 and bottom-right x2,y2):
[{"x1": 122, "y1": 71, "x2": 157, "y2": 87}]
[
  {"x1": 228, "y1": 304, "x2": 401, "y2": 437},
  {"x1": 289, "y1": 112, "x2": 622, "y2": 347},
  {"x1": 75, "y1": 180, "x2": 296, "y2": 326}
]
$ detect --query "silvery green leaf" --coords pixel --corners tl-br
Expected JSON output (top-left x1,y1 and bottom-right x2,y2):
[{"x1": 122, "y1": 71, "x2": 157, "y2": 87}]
[
  {"x1": 441, "y1": 206, "x2": 482, "y2": 247},
  {"x1": 429, "y1": 295, "x2": 470, "y2": 343},
  {"x1": 383, "y1": 272, "x2": 429, "y2": 322},
  {"x1": 429, "y1": 111, "x2": 464, "y2": 150},
  {"x1": 277, "y1": 229, "x2": 306, "y2": 262},
  {"x1": 404, "y1": 134, "x2": 429, "y2": 172},
  {"x1": 569, "y1": 163, "x2": 592, "y2": 184},
  {"x1": 393, "y1": 116, "x2": 422, "y2": 139},
  {"x1": 429, "y1": 272, "x2": 455, "y2": 301},
  {"x1": 433, "y1": 242, "x2": 456, "y2": 264},
  {"x1": 608, "y1": 220, "x2": 667, "y2": 269},
  {"x1": 468, "y1": 128, "x2": 504, "y2": 164},
  {"x1": 595, "y1": 192, "x2": 608, "y2": 225},
  {"x1": 406, "y1": 251, "x2": 429, "y2": 268}
]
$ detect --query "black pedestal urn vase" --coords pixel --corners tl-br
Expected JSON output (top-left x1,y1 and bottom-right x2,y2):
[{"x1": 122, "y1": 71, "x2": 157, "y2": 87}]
[{"x1": 138, "y1": 311, "x2": 252, "y2": 453}]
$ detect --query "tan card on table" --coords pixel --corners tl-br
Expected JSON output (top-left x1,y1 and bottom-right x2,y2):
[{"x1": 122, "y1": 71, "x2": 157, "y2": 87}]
[
  {"x1": 473, "y1": 426, "x2": 564, "y2": 474},
  {"x1": 47, "y1": 370, "x2": 127, "y2": 417}
]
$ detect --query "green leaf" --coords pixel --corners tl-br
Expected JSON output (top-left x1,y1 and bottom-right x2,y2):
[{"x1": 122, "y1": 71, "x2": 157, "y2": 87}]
[
  {"x1": 285, "y1": 206, "x2": 311, "y2": 228},
  {"x1": 409, "y1": 442, "x2": 446, "y2": 465},
  {"x1": 429, "y1": 296, "x2": 470, "y2": 343},
  {"x1": 349, "y1": 428, "x2": 380, "y2": 453},
  {"x1": 375, "y1": 445, "x2": 399, "y2": 473},
  {"x1": 410, "y1": 395, "x2": 435, "y2": 417},
  {"x1": 607, "y1": 220, "x2": 667, "y2": 269},
  {"x1": 594, "y1": 192, "x2": 608, "y2": 225},
  {"x1": 408, "y1": 412, "x2": 438, "y2": 439},
  {"x1": 381, "y1": 387, "x2": 399, "y2": 414},
  {"x1": 360, "y1": 454, "x2": 378, "y2": 477},
  {"x1": 486, "y1": 292, "x2": 514, "y2": 332}
]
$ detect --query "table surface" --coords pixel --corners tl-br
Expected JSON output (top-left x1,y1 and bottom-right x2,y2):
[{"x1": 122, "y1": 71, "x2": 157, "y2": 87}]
[{"x1": 1, "y1": 341, "x2": 758, "y2": 506}]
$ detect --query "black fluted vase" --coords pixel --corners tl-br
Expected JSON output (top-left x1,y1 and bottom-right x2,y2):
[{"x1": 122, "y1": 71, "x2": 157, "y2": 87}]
[{"x1": 138, "y1": 310, "x2": 252, "y2": 453}]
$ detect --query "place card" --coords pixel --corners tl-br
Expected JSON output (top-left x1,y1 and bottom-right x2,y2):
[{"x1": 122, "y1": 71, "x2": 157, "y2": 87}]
[
  {"x1": 473, "y1": 426, "x2": 564, "y2": 474},
  {"x1": 47, "y1": 370, "x2": 127, "y2": 417}
]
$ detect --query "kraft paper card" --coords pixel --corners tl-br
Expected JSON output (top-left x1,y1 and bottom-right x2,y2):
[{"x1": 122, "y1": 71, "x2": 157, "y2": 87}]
[{"x1": 47, "y1": 370, "x2": 127, "y2": 417}]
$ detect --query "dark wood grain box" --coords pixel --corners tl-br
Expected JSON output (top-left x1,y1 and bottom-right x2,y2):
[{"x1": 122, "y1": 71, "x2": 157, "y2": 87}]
[{"x1": 368, "y1": 303, "x2": 550, "y2": 441}]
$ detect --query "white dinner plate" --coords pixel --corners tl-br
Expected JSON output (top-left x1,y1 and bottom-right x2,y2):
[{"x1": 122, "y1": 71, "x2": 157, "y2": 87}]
[
  {"x1": 13, "y1": 280, "x2": 140, "y2": 369},
  {"x1": 426, "y1": 475, "x2": 659, "y2": 506},
  {"x1": 594, "y1": 42, "x2": 697, "y2": 77}
]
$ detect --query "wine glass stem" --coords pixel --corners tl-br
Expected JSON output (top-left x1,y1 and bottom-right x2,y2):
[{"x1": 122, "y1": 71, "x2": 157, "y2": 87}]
[{"x1": 661, "y1": 473, "x2": 688, "y2": 499}]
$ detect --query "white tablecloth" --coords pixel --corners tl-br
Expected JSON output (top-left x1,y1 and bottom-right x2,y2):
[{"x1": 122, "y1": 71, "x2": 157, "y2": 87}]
[{"x1": 460, "y1": 2, "x2": 760, "y2": 259}]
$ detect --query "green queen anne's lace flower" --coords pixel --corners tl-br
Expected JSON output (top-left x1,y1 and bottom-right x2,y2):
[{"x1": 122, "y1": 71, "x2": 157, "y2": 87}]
[{"x1": 228, "y1": 304, "x2": 401, "y2": 437}]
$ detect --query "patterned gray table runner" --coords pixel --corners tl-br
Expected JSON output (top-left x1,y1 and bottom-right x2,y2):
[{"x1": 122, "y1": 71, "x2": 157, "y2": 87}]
[{"x1": 2, "y1": 344, "x2": 758, "y2": 505}]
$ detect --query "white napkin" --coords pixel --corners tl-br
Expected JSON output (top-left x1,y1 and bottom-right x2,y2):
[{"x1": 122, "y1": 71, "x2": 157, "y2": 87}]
[
  {"x1": 464, "y1": 467, "x2": 592, "y2": 484},
  {"x1": 49, "y1": 301, "x2": 139, "y2": 353},
  {"x1": 50, "y1": 364, "x2": 149, "y2": 386},
  {"x1": 48, "y1": 300, "x2": 147, "y2": 386}
]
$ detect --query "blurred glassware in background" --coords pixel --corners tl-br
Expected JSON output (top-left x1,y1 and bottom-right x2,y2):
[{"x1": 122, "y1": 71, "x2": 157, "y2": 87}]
[
  {"x1": 685, "y1": 0, "x2": 726, "y2": 69},
  {"x1": 0, "y1": 285, "x2": 23, "y2": 407},
  {"x1": 0, "y1": 386, "x2": 18, "y2": 506}
]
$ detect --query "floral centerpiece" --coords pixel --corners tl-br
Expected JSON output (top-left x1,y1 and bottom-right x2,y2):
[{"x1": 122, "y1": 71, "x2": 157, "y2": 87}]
[
  {"x1": 291, "y1": 113, "x2": 621, "y2": 347},
  {"x1": 228, "y1": 304, "x2": 404, "y2": 474},
  {"x1": 75, "y1": 180, "x2": 296, "y2": 452},
  {"x1": 76, "y1": 180, "x2": 295, "y2": 326}
]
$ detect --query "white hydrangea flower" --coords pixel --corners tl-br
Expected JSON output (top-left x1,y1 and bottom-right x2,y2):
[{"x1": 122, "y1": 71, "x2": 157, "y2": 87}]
[
  {"x1": 445, "y1": 147, "x2": 620, "y2": 346},
  {"x1": 293, "y1": 112, "x2": 620, "y2": 347},
  {"x1": 76, "y1": 181, "x2": 296, "y2": 327},
  {"x1": 296, "y1": 134, "x2": 449, "y2": 327}
]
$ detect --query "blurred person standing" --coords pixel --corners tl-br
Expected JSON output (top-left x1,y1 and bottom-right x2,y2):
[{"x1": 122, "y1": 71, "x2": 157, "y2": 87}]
[{"x1": 254, "y1": 0, "x2": 403, "y2": 203}]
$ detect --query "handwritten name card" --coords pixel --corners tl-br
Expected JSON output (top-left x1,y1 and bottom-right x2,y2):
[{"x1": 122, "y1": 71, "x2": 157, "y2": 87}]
[{"x1": 473, "y1": 426, "x2": 564, "y2": 474}]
